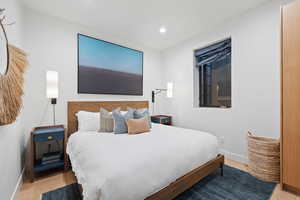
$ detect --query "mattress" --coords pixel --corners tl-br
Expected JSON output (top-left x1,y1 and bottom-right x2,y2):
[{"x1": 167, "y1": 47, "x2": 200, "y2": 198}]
[{"x1": 67, "y1": 123, "x2": 219, "y2": 200}]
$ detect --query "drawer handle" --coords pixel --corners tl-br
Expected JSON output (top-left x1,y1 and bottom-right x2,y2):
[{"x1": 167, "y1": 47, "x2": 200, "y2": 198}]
[{"x1": 48, "y1": 136, "x2": 53, "y2": 140}]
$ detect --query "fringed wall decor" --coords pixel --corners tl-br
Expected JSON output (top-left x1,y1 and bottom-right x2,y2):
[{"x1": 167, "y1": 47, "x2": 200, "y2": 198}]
[{"x1": 0, "y1": 9, "x2": 28, "y2": 126}]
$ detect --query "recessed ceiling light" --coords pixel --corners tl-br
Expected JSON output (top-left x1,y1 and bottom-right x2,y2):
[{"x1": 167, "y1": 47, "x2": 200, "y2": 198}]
[{"x1": 159, "y1": 27, "x2": 167, "y2": 34}]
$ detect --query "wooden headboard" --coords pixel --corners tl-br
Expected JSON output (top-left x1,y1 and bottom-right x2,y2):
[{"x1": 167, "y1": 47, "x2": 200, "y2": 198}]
[{"x1": 67, "y1": 101, "x2": 149, "y2": 136}]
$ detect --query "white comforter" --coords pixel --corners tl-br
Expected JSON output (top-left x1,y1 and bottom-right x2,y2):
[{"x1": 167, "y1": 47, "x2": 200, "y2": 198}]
[{"x1": 67, "y1": 123, "x2": 219, "y2": 200}]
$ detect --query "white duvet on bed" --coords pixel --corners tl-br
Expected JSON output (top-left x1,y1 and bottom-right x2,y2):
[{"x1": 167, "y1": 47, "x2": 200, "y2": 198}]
[{"x1": 67, "y1": 123, "x2": 219, "y2": 200}]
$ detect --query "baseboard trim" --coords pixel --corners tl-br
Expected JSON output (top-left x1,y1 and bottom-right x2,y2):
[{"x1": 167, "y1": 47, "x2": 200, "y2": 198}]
[
  {"x1": 220, "y1": 149, "x2": 247, "y2": 164},
  {"x1": 10, "y1": 168, "x2": 25, "y2": 200},
  {"x1": 283, "y1": 183, "x2": 300, "y2": 196}
]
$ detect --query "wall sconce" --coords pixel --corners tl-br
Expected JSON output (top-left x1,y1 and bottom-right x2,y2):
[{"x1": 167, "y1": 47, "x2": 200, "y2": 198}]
[{"x1": 152, "y1": 82, "x2": 173, "y2": 114}]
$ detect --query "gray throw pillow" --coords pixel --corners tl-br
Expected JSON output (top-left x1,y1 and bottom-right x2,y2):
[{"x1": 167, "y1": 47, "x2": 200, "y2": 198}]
[
  {"x1": 112, "y1": 109, "x2": 134, "y2": 134},
  {"x1": 99, "y1": 108, "x2": 118, "y2": 132}
]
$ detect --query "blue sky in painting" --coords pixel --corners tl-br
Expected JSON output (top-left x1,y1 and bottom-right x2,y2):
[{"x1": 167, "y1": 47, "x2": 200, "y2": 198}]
[{"x1": 78, "y1": 35, "x2": 143, "y2": 75}]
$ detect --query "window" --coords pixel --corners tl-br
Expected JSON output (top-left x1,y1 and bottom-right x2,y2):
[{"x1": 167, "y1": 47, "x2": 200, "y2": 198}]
[{"x1": 194, "y1": 38, "x2": 231, "y2": 108}]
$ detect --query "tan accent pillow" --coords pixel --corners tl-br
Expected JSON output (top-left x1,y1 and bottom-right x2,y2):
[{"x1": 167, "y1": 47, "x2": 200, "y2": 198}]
[
  {"x1": 125, "y1": 116, "x2": 150, "y2": 135},
  {"x1": 99, "y1": 108, "x2": 119, "y2": 132}
]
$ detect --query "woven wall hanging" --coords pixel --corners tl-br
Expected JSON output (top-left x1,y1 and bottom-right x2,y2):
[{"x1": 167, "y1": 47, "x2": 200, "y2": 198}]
[{"x1": 0, "y1": 9, "x2": 28, "y2": 126}]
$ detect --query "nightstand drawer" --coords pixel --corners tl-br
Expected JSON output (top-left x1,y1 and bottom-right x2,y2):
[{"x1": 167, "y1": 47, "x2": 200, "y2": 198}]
[
  {"x1": 151, "y1": 115, "x2": 172, "y2": 125},
  {"x1": 151, "y1": 117, "x2": 161, "y2": 124},
  {"x1": 34, "y1": 132, "x2": 64, "y2": 142},
  {"x1": 33, "y1": 127, "x2": 65, "y2": 142}
]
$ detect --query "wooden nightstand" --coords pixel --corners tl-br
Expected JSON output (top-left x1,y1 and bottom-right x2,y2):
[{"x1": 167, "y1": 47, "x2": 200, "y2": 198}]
[
  {"x1": 28, "y1": 125, "x2": 67, "y2": 182},
  {"x1": 151, "y1": 115, "x2": 172, "y2": 125}
]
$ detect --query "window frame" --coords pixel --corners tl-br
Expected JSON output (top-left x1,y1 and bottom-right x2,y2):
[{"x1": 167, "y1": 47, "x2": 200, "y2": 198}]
[{"x1": 193, "y1": 37, "x2": 232, "y2": 108}]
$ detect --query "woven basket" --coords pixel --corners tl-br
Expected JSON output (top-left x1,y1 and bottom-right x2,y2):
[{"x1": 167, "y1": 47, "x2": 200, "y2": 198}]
[{"x1": 247, "y1": 132, "x2": 280, "y2": 183}]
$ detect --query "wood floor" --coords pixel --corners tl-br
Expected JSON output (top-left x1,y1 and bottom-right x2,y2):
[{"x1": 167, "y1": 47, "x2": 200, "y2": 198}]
[{"x1": 18, "y1": 159, "x2": 299, "y2": 200}]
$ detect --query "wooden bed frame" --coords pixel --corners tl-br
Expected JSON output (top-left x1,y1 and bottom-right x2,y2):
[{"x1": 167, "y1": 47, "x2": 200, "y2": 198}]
[{"x1": 67, "y1": 100, "x2": 224, "y2": 200}]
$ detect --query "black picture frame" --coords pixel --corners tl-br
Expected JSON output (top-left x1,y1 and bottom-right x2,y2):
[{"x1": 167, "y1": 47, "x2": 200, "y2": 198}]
[{"x1": 77, "y1": 33, "x2": 144, "y2": 95}]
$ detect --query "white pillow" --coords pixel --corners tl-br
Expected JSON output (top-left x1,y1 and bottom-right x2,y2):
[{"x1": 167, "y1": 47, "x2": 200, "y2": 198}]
[
  {"x1": 76, "y1": 111, "x2": 100, "y2": 131},
  {"x1": 121, "y1": 111, "x2": 128, "y2": 115}
]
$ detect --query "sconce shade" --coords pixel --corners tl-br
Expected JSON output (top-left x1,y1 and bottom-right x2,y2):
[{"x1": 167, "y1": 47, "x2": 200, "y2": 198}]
[
  {"x1": 46, "y1": 71, "x2": 58, "y2": 98},
  {"x1": 167, "y1": 82, "x2": 173, "y2": 98}
]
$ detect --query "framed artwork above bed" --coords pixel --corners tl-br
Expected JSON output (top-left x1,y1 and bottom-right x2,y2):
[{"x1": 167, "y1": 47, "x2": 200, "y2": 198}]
[{"x1": 77, "y1": 34, "x2": 143, "y2": 95}]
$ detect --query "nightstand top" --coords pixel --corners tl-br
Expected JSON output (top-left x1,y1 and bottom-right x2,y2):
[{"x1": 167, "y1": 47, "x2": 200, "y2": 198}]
[
  {"x1": 151, "y1": 115, "x2": 171, "y2": 119},
  {"x1": 33, "y1": 127, "x2": 64, "y2": 135}
]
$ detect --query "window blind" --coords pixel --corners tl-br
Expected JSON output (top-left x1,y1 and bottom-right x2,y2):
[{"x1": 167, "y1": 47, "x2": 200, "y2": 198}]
[{"x1": 195, "y1": 38, "x2": 231, "y2": 67}]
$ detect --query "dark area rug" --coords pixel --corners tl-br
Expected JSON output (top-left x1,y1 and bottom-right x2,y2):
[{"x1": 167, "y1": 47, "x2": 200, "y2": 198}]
[
  {"x1": 42, "y1": 183, "x2": 82, "y2": 200},
  {"x1": 42, "y1": 165, "x2": 276, "y2": 200}
]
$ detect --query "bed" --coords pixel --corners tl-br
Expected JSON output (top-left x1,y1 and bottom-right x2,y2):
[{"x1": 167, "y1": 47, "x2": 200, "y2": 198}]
[{"x1": 66, "y1": 101, "x2": 224, "y2": 200}]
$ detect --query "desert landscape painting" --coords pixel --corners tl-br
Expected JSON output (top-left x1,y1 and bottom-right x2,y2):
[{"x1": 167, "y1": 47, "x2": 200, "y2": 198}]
[{"x1": 78, "y1": 34, "x2": 143, "y2": 95}]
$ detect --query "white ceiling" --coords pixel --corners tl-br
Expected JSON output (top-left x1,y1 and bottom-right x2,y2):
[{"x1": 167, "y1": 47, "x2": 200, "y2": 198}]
[{"x1": 21, "y1": 0, "x2": 270, "y2": 50}]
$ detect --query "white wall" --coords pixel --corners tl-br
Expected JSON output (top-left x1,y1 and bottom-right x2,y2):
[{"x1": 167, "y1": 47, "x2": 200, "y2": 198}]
[
  {"x1": 21, "y1": 8, "x2": 164, "y2": 135},
  {"x1": 161, "y1": 0, "x2": 284, "y2": 162},
  {"x1": 0, "y1": 0, "x2": 26, "y2": 200}
]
